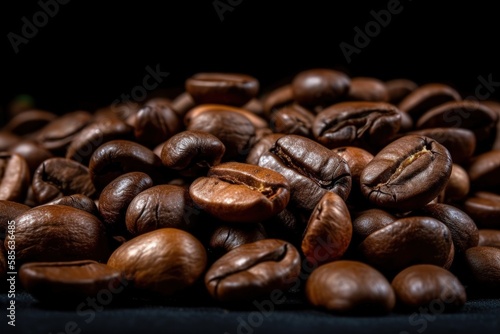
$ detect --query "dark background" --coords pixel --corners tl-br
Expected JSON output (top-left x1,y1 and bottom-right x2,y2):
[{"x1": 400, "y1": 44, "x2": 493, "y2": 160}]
[{"x1": 2, "y1": 0, "x2": 499, "y2": 117}]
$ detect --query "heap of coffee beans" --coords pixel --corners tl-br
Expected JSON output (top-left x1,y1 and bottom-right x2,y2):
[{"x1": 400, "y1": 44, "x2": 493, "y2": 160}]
[{"x1": 2, "y1": 69, "x2": 500, "y2": 315}]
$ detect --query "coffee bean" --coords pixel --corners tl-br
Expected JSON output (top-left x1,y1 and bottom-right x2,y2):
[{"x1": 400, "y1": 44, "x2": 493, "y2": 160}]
[
  {"x1": 3, "y1": 109, "x2": 57, "y2": 136},
  {"x1": 465, "y1": 246, "x2": 500, "y2": 290},
  {"x1": 292, "y1": 69, "x2": 350, "y2": 108},
  {"x1": 0, "y1": 200, "x2": 30, "y2": 237},
  {"x1": 305, "y1": 260, "x2": 395, "y2": 314},
  {"x1": 107, "y1": 228, "x2": 207, "y2": 296},
  {"x1": 467, "y1": 149, "x2": 500, "y2": 190},
  {"x1": 134, "y1": 103, "x2": 180, "y2": 148},
  {"x1": 351, "y1": 208, "x2": 396, "y2": 243},
  {"x1": 462, "y1": 192, "x2": 500, "y2": 229},
  {"x1": 270, "y1": 104, "x2": 315, "y2": 137},
  {"x1": 478, "y1": 230, "x2": 500, "y2": 248},
  {"x1": 205, "y1": 239, "x2": 301, "y2": 302},
  {"x1": 208, "y1": 223, "x2": 267, "y2": 256},
  {"x1": 246, "y1": 133, "x2": 284, "y2": 166},
  {"x1": 262, "y1": 84, "x2": 294, "y2": 115},
  {"x1": 0, "y1": 131, "x2": 21, "y2": 151},
  {"x1": 0, "y1": 153, "x2": 30, "y2": 202},
  {"x1": 482, "y1": 100, "x2": 500, "y2": 150},
  {"x1": 385, "y1": 79, "x2": 418, "y2": 104},
  {"x1": 439, "y1": 163, "x2": 470, "y2": 203},
  {"x1": 171, "y1": 91, "x2": 196, "y2": 118},
  {"x1": 346, "y1": 77, "x2": 389, "y2": 102},
  {"x1": 46, "y1": 194, "x2": 99, "y2": 217},
  {"x1": 9, "y1": 140, "x2": 53, "y2": 175}
]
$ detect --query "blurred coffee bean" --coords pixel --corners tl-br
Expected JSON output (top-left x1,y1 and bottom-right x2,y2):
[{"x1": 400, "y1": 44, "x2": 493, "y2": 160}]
[
  {"x1": 478, "y1": 230, "x2": 500, "y2": 248},
  {"x1": 385, "y1": 78, "x2": 418, "y2": 104},
  {"x1": 3, "y1": 110, "x2": 57, "y2": 136},
  {"x1": 0, "y1": 153, "x2": 30, "y2": 202},
  {"x1": 0, "y1": 200, "x2": 30, "y2": 237},
  {"x1": 270, "y1": 104, "x2": 315, "y2": 137},
  {"x1": 465, "y1": 246, "x2": 500, "y2": 290},
  {"x1": 262, "y1": 84, "x2": 294, "y2": 116},
  {"x1": 462, "y1": 192, "x2": 500, "y2": 228},
  {"x1": 467, "y1": 149, "x2": 500, "y2": 190},
  {"x1": 9, "y1": 140, "x2": 53, "y2": 175},
  {"x1": 351, "y1": 208, "x2": 396, "y2": 243},
  {"x1": 346, "y1": 77, "x2": 389, "y2": 102},
  {"x1": 46, "y1": 194, "x2": 99, "y2": 217},
  {"x1": 208, "y1": 223, "x2": 267, "y2": 256}
]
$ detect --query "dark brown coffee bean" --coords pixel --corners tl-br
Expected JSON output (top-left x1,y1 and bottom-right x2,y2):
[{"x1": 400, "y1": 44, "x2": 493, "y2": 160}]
[
  {"x1": 186, "y1": 73, "x2": 259, "y2": 106},
  {"x1": 205, "y1": 239, "x2": 301, "y2": 302},
  {"x1": 171, "y1": 91, "x2": 196, "y2": 118},
  {"x1": 398, "y1": 109, "x2": 414, "y2": 132},
  {"x1": 462, "y1": 192, "x2": 500, "y2": 228},
  {"x1": 313, "y1": 101, "x2": 401, "y2": 150},
  {"x1": 270, "y1": 104, "x2": 315, "y2": 137},
  {"x1": 160, "y1": 130, "x2": 225, "y2": 177},
  {"x1": 0, "y1": 131, "x2": 21, "y2": 151},
  {"x1": 185, "y1": 104, "x2": 268, "y2": 130},
  {"x1": 46, "y1": 194, "x2": 99, "y2": 216},
  {"x1": 398, "y1": 83, "x2": 461, "y2": 121},
  {"x1": 359, "y1": 217, "x2": 453, "y2": 273},
  {"x1": 385, "y1": 79, "x2": 418, "y2": 104},
  {"x1": 478, "y1": 230, "x2": 500, "y2": 248},
  {"x1": 302, "y1": 192, "x2": 352, "y2": 265},
  {"x1": 346, "y1": 77, "x2": 389, "y2": 102},
  {"x1": 126, "y1": 185, "x2": 200, "y2": 236},
  {"x1": 0, "y1": 153, "x2": 30, "y2": 202},
  {"x1": 352, "y1": 208, "x2": 396, "y2": 243},
  {"x1": 5, "y1": 205, "x2": 109, "y2": 263},
  {"x1": 66, "y1": 116, "x2": 133, "y2": 166},
  {"x1": 89, "y1": 140, "x2": 164, "y2": 191},
  {"x1": 306, "y1": 260, "x2": 395, "y2": 314},
  {"x1": 0, "y1": 200, "x2": 29, "y2": 237},
  {"x1": 439, "y1": 164, "x2": 470, "y2": 202},
  {"x1": 107, "y1": 228, "x2": 207, "y2": 296},
  {"x1": 208, "y1": 223, "x2": 267, "y2": 255},
  {"x1": 95, "y1": 101, "x2": 140, "y2": 122},
  {"x1": 417, "y1": 203, "x2": 478, "y2": 254},
  {"x1": 32, "y1": 157, "x2": 96, "y2": 205},
  {"x1": 3, "y1": 110, "x2": 57, "y2": 136},
  {"x1": 360, "y1": 135, "x2": 452, "y2": 212},
  {"x1": 134, "y1": 103, "x2": 180, "y2": 148},
  {"x1": 9, "y1": 140, "x2": 53, "y2": 175},
  {"x1": 391, "y1": 264, "x2": 466, "y2": 310},
  {"x1": 189, "y1": 162, "x2": 290, "y2": 223},
  {"x1": 465, "y1": 246, "x2": 500, "y2": 289},
  {"x1": 263, "y1": 207, "x2": 308, "y2": 247},
  {"x1": 242, "y1": 98, "x2": 265, "y2": 117},
  {"x1": 467, "y1": 149, "x2": 500, "y2": 190},
  {"x1": 258, "y1": 135, "x2": 351, "y2": 211},
  {"x1": 19, "y1": 260, "x2": 125, "y2": 304},
  {"x1": 262, "y1": 84, "x2": 294, "y2": 115},
  {"x1": 246, "y1": 133, "x2": 285, "y2": 166},
  {"x1": 292, "y1": 69, "x2": 350, "y2": 108}
]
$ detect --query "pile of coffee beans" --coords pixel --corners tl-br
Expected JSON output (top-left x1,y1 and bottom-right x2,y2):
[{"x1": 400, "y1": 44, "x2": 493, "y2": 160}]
[{"x1": 1, "y1": 69, "x2": 500, "y2": 315}]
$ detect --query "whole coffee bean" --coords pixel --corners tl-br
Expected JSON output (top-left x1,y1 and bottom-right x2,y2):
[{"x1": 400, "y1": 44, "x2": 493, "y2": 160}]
[
  {"x1": 186, "y1": 73, "x2": 259, "y2": 106},
  {"x1": 258, "y1": 135, "x2": 351, "y2": 211},
  {"x1": 305, "y1": 260, "x2": 395, "y2": 314},
  {"x1": 160, "y1": 130, "x2": 225, "y2": 177},
  {"x1": 126, "y1": 185, "x2": 200, "y2": 236},
  {"x1": 107, "y1": 228, "x2": 207, "y2": 296},
  {"x1": 270, "y1": 104, "x2": 315, "y2": 137},
  {"x1": 46, "y1": 194, "x2": 99, "y2": 217},
  {"x1": 9, "y1": 140, "x2": 53, "y2": 175},
  {"x1": 189, "y1": 162, "x2": 290, "y2": 223},
  {"x1": 19, "y1": 260, "x2": 125, "y2": 304},
  {"x1": 313, "y1": 101, "x2": 401, "y2": 150},
  {"x1": 359, "y1": 217, "x2": 453, "y2": 273},
  {"x1": 0, "y1": 200, "x2": 30, "y2": 237},
  {"x1": 385, "y1": 79, "x2": 418, "y2": 104},
  {"x1": 391, "y1": 264, "x2": 466, "y2": 311},
  {"x1": 351, "y1": 208, "x2": 396, "y2": 243},
  {"x1": 417, "y1": 203, "x2": 478, "y2": 254},
  {"x1": 346, "y1": 77, "x2": 389, "y2": 102},
  {"x1": 292, "y1": 69, "x2": 350, "y2": 108},
  {"x1": 467, "y1": 149, "x2": 500, "y2": 190},
  {"x1": 0, "y1": 153, "x2": 30, "y2": 202},
  {"x1": 185, "y1": 104, "x2": 268, "y2": 130},
  {"x1": 478, "y1": 230, "x2": 500, "y2": 248},
  {"x1": 246, "y1": 133, "x2": 285, "y2": 166},
  {"x1": 262, "y1": 84, "x2": 294, "y2": 115},
  {"x1": 5, "y1": 205, "x2": 109, "y2": 263},
  {"x1": 398, "y1": 83, "x2": 461, "y2": 121},
  {"x1": 66, "y1": 116, "x2": 133, "y2": 166},
  {"x1": 32, "y1": 157, "x2": 96, "y2": 205},
  {"x1": 0, "y1": 131, "x2": 21, "y2": 151},
  {"x1": 462, "y1": 192, "x2": 500, "y2": 228},
  {"x1": 465, "y1": 246, "x2": 500, "y2": 289},
  {"x1": 439, "y1": 164, "x2": 470, "y2": 202},
  {"x1": 302, "y1": 192, "x2": 352, "y2": 265},
  {"x1": 89, "y1": 140, "x2": 164, "y2": 191},
  {"x1": 3, "y1": 109, "x2": 57, "y2": 136},
  {"x1": 171, "y1": 91, "x2": 196, "y2": 118},
  {"x1": 242, "y1": 98, "x2": 265, "y2": 117},
  {"x1": 360, "y1": 135, "x2": 452, "y2": 212},
  {"x1": 36, "y1": 110, "x2": 93, "y2": 154},
  {"x1": 205, "y1": 239, "x2": 301, "y2": 302},
  {"x1": 208, "y1": 223, "x2": 267, "y2": 256},
  {"x1": 99, "y1": 172, "x2": 153, "y2": 232},
  {"x1": 134, "y1": 103, "x2": 180, "y2": 148}
]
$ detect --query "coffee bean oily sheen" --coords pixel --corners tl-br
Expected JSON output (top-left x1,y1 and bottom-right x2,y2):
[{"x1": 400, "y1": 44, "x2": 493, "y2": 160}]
[
  {"x1": 0, "y1": 153, "x2": 30, "y2": 202},
  {"x1": 204, "y1": 239, "x2": 301, "y2": 302},
  {"x1": 189, "y1": 162, "x2": 290, "y2": 222},
  {"x1": 305, "y1": 260, "x2": 395, "y2": 314},
  {"x1": 360, "y1": 135, "x2": 452, "y2": 212},
  {"x1": 258, "y1": 135, "x2": 351, "y2": 211}
]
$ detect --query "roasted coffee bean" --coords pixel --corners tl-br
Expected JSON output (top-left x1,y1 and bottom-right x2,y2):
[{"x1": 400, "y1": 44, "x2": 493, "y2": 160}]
[
  {"x1": 302, "y1": 192, "x2": 352, "y2": 265},
  {"x1": 89, "y1": 140, "x2": 164, "y2": 191},
  {"x1": 391, "y1": 264, "x2": 466, "y2": 311},
  {"x1": 352, "y1": 208, "x2": 396, "y2": 243},
  {"x1": 462, "y1": 192, "x2": 500, "y2": 228},
  {"x1": 263, "y1": 207, "x2": 308, "y2": 247},
  {"x1": 306, "y1": 260, "x2": 395, "y2": 314},
  {"x1": 258, "y1": 135, "x2": 351, "y2": 211},
  {"x1": 313, "y1": 101, "x2": 401, "y2": 150},
  {"x1": 0, "y1": 131, "x2": 21, "y2": 151},
  {"x1": 292, "y1": 69, "x2": 350, "y2": 108},
  {"x1": 208, "y1": 223, "x2": 267, "y2": 255},
  {"x1": 9, "y1": 140, "x2": 53, "y2": 175},
  {"x1": 439, "y1": 164, "x2": 470, "y2": 203},
  {"x1": 95, "y1": 102, "x2": 140, "y2": 122},
  {"x1": 32, "y1": 157, "x2": 96, "y2": 205},
  {"x1": 246, "y1": 133, "x2": 285, "y2": 166},
  {"x1": 6, "y1": 205, "x2": 109, "y2": 263},
  {"x1": 417, "y1": 101, "x2": 498, "y2": 153},
  {"x1": 478, "y1": 230, "x2": 500, "y2": 248},
  {"x1": 360, "y1": 135, "x2": 452, "y2": 212},
  {"x1": 160, "y1": 130, "x2": 225, "y2": 177},
  {"x1": 186, "y1": 73, "x2": 259, "y2": 106},
  {"x1": 465, "y1": 246, "x2": 500, "y2": 290},
  {"x1": 398, "y1": 83, "x2": 461, "y2": 121},
  {"x1": 0, "y1": 200, "x2": 29, "y2": 237},
  {"x1": 346, "y1": 77, "x2": 389, "y2": 102},
  {"x1": 99, "y1": 172, "x2": 153, "y2": 232},
  {"x1": 66, "y1": 116, "x2": 133, "y2": 165},
  {"x1": 189, "y1": 162, "x2": 290, "y2": 222},
  {"x1": 359, "y1": 217, "x2": 453, "y2": 273},
  {"x1": 107, "y1": 228, "x2": 207, "y2": 296},
  {"x1": 36, "y1": 110, "x2": 93, "y2": 154},
  {"x1": 46, "y1": 194, "x2": 99, "y2": 216},
  {"x1": 3, "y1": 109, "x2": 57, "y2": 136},
  {"x1": 185, "y1": 104, "x2": 268, "y2": 130},
  {"x1": 385, "y1": 79, "x2": 418, "y2": 104},
  {"x1": 398, "y1": 110, "x2": 414, "y2": 133},
  {"x1": 171, "y1": 91, "x2": 196, "y2": 118},
  {"x1": 205, "y1": 239, "x2": 301, "y2": 302},
  {"x1": 262, "y1": 84, "x2": 294, "y2": 115},
  {"x1": 467, "y1": 149, "x2": 500, "y2": 190},
  {"x1": 134, "y1": 103, "x2": 180, "y2": 148},
  {"x1": 270, "y1": 104, "x2": 315, "y2": 137},
  {"x1": 19, "y1": 260, "x2": 125, "y2": 304},
  {"x1": 417, "y1": 203, "x2": 478, "y2": 254},
  {"x1": 0, "y1": 153, "x2": 30, "y2": 202},
  {"x1": 242, "y1": 98, "x2": 265, "y2": 117},
  {"x1": 126, "y1": 185, "x2": 200, "y2": 236}
]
